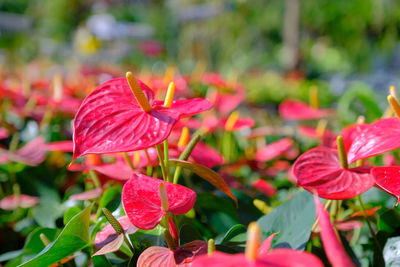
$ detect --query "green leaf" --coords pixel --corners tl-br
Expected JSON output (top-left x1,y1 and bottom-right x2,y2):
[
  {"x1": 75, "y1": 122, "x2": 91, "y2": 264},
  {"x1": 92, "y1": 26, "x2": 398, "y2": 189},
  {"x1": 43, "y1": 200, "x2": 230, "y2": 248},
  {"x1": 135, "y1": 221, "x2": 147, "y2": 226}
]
[
  {"x1": 168, "y1": 159, "x2": 237, "y2": 206},
  {"x1": 378, "y1": 209, "x2": 400, "y2": 233},
  {"x1": 19, "y1": 205, "x2": 92, "y2": 266},
  {"x1": 219, "y1": 224, "x2": 246, "y2": 244},
  {"x1": 63, "y1": 206, "x2": 82, "y2": 225},
  {"x1": 99, "y1": 186, "x2": 121, "y2": 211},
  {"x1": 179, "y1": 224, "x2": 204, "y2": 245},
  {"x1": 257, "y1": 190, "x2": 315, "y2": 250},
  {"x1": 383, "y1": 237, "x2": 400, "y2": 266}
]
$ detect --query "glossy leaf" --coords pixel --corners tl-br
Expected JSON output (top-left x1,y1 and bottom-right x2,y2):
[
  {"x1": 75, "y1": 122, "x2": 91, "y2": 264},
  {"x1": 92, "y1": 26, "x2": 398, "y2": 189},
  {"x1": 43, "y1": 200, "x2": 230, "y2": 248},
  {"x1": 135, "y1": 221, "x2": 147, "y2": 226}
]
[
  {"x1": 293, "y1": 147, "x2": 374, "y2": 199},
  {"x1": 347, "y1": 118, "x2": 400, "y2": 164},
  {"x1": 314, "y1": 196, "x2": 355, "y2": 267},
  {"x1": 169, "y1": 159, "x2": 238, "y2": 206},
  {"x1": 255, "y1": 138, "x2": 293, "y2": 162},
  {"x1": 73, "y1": 77, "x2": 212, "y2": 161},
  {"x1": 279, "y1": 99, "x2": 332, "y2": 120},
  {"x1": 20, "y1": 205, "x2": 91, "y2": 266},
  {"x1": 122, "y1": 174, "x2": 196, "y2": 230},
  {"x1": 257, "y1": 191, "x2": 315, "y2": 250},
  {"x1": 371, "y1": 166, "x2": 400, "y2": 205}
]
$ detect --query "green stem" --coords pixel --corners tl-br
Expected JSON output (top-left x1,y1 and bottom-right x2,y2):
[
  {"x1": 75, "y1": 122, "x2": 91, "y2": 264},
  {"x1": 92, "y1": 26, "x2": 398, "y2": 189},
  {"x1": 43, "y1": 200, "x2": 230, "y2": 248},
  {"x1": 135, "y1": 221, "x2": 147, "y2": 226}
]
[
  {"x1": 144, "y1": 149, "x2": 153, "y2": 176},
  {"x1": 156, "y1": 144, "x2": 168, "y2": 181},
  {"x1": 172, "y1": 131, "x2": 203, "y2": 184},
  {"x1": 89, "y1": 170, "x2": 101, "y2": 188},
  {"x1": 123, "y1": 152, "x2": 135, "y2": 170},
  {"x1": 356, "y1": 195, "x2": 382, "y2": 252},
  {"x1": 163, "y1": 140, "x2": 170, "y2": 182}
]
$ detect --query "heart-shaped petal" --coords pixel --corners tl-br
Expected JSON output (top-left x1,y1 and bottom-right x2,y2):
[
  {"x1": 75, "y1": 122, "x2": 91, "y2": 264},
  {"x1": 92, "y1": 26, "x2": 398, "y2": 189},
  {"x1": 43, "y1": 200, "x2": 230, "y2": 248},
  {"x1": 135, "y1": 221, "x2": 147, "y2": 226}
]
[
  {"x1": 348, "y1": 118, "x2": 400, "y2": 163},
  {"x1": 122, "y1": 174, "x2": 196, "y2": 230},
  {"x1": 255, "y1": 138, "x2": 293, "y2": 162},
  {"x1": 371, "y1": 166, "x2": 400, "y2": 205},
  {"x1": 279, "y1": 99, "x2": 332, "y2": 120},
  {"x1": 0, "y1": 194, "x2": 39, "y2": 210},
  {"x1": 73, "y1": 77, "x2": 212, "y2": 161},
  {"x1": 293, "y1": 147, "x2": 374, "y2": 199},
  {"x1": 137, "y1": 240, "x2": 207, "y2": 267}
]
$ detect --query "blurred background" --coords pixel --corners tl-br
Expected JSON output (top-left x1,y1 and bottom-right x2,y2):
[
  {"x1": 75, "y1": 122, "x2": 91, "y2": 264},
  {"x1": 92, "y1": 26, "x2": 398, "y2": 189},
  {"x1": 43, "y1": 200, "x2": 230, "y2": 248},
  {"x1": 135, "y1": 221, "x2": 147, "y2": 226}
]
[{"x1": 1, "y1": 0, "x2": 400, "y2": 104}]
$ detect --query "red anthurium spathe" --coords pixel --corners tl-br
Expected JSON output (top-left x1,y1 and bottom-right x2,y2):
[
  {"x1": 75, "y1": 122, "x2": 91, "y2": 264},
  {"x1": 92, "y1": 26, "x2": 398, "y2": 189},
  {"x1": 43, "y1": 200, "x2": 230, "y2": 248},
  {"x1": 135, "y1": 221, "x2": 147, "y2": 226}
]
[
  {"x1": 371, "y1": 166, "x2": 400, "y2": 205},
  {"x1": 122, "y1": 174, "x2": 196, "y2": 230},
  {"x1": 0, "y1": 136, "x2": 46, "y2": 166},
  {"x1": 255, "y1": 138, "x2": 293, "y2": 162},
  {"x1": 293, "y1": 147, "x2": 374, "y2": 199},
  {"x1": 192, "y1": 249, "x2": 322, "y2": 267},
  {"x1": 347, "y1": 118, "x2": 400, "y2": 164},
  {"x1": 314, "y1": 196, "x2": 355, "y2": 267},
  {"x1": 73, "y1": 76, "x2": 212, "y2": 161},
  {"x1": 137, "y1": 240, "x2": 207, "y2": 267},
  {"x1": 252, "y1": 179, "x2": 276, "y2": 197},
  {"x1": 279, "y1": 99, "x2": 333, "y2": 120}
]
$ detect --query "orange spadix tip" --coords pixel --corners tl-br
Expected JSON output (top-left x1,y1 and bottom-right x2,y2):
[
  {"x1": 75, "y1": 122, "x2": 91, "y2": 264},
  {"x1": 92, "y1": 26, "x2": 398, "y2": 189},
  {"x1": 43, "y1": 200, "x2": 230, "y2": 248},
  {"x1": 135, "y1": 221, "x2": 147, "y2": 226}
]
[
  {"x1": 126, "y1": 72, "x2": 152, "y2": 112},
  {"x1": 159, "y1": 183, "x2": 169, "y2": 212},
  {"x1": 225, "y1": 111, "x2": 240, "y2": 131},
  {"x1": 164, "y1": 82, "x2": 175, "y2": 108},
  {"x1": 245, "y1": 222, "x2": 261, "y2": 261}
]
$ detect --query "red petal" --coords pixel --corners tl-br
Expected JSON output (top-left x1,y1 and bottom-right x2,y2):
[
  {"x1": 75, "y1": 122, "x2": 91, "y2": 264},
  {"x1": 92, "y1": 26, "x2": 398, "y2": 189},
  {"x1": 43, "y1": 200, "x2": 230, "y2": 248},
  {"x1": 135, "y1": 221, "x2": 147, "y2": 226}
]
[
  {"x1": 255, "y1": 138, "x2": 293, "y2": 162},
  {"x1": 252, "y1": 179, "x2": 277, "y2": 197},
  {"x1": 46, "y1": 141, "x2": 73, "y2": 152},
  {"x1": 258, "y1": 233, "x2": 277, "y2": 256},
  {"x1": 95, "y1": 216, "x2": 138, "y2": 249},
  {"x1": 314, "y1": 196, "x2": 355, "y2": 267},
  {"x1": 190, "y1": 142, "x2": 224, "y2": 168},
  {"x1": 93, "y1": 234, "x2": 124, "y2": 256},
  {"x1": 371, "y1": 166, "x2": 400, "y2": 205},
  {"x1": 339, "y1": 124, "x2": 367, "y2": 153},
  {"x1": 348, "y1": 118, "x2": 400, "y2": 163},
  {"x1": 293, "y1": 147, "x2": 374, "y2": 199},
  {"x1": 153, "y1": 98, "x2": 213, "y2": 119},
  {"x1": 221, "y1": 118, "x2": 254, "y2": 131},
  {"x1": 122, "y1": 174, "x2": 196, "y2": 230},
  {"x1": 0, "y1": 194, "x2": 39, "y2": 210},
  {"x1": 91, "y1": 163, "x2": 135, "y2": 181},
  {"x1": 335, "y1": 221, "x2": 363, "y2": 231},
  {"x1": 0, "y1": 127, "x2": 9, "y2": 139},
  {"x1": 279, "y1": 100, "x2": 332, "y2": 120}
]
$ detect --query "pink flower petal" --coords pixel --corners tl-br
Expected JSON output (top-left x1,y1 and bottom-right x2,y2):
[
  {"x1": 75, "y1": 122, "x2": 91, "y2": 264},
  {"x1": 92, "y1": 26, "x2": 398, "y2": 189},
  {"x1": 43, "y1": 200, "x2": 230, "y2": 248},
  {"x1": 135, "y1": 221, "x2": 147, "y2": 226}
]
[
  {"x1": 348, "y1": 118, "x2": 400, "y2": 164},
  {"x1": 95, "y1": 216, "x2": 138, "y2": 249},
  {"x1": 314, "y1": 196, "x2": 355, "y2": 267},
  {"x1": 73, "y1": 78, "x2": 212, "y2": 161},
  {"x1": 252, "y1": 179, "x2": 277, "y2": 197},
  {"x1": 0, "y1": 194, "x2": 39, "y2": 210},
  {"x1": 46, "y1": 141, "x2": 73, "y2": 152},
  {"x1": 122, "y1": 174, "x2": 196, "y2": 230},
  {"x1": 69, "y1": 188, "x2": 103, "y2": 200},
  {"x1": 258, "y1": 233, "x2": 278, "y2": 256},
  {"x1": 279, "y1": 100, "x2": 332, "y2": 120},
  {"x1": 293, "y1": 147, "x2": 374, "y2": 199},
  {"x1": 255, "y1": 138, "x2": 293, "y2": 162},
  {"x1": 371, "y1": 166, "x2": 400, "y2": 205},
  {"x1": 14, "y1": 136, "x2": 46, "y2": 166}
]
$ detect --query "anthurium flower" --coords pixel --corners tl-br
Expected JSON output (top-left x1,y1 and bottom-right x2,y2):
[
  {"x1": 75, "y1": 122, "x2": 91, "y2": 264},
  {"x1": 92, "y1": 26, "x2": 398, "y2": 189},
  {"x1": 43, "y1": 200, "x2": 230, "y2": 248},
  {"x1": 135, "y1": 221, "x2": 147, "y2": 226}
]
[
  {"x1": 0, "y1": 136, "x2": 46, "y2": 166},
  {"x1": 314, "y1": 196, "x2": 355, "y2": 267},
  {"x1": 293, "y1": 147, "x2": 374, "y2": 199},
  {"x1": 252, "y1": 179, "x2": 276, "y2": 197},
  {"x1": 122, "y1": 173, "x2": 196, "y2": 230},
  {"x1": 254, "y1": 138, "x2": 293, "y2": 162},
  {"x1": 192, "y1": 223, "x2": 323, "y2": 267},
  {"x1": 371, "y1": 166, "x2": 400, "y2": 205},
  {"x1": 0, "y1": 194, "x2": 39, "y2": 210},
  {"x1": 347, "y1": 118, "x2": 400, "y2": 164},
  {"x1": 94, "y1": 216, "x2": 138, "y2": 256},
  {"x1": 137, "y1": 240, "x2": 207, "y2": 266},
  {"x1": 279, "y1": 99, "x2": 333, "y2": 120},
  {"x1": 73, "y1": 75, "x2": 213, "y2": 161}
]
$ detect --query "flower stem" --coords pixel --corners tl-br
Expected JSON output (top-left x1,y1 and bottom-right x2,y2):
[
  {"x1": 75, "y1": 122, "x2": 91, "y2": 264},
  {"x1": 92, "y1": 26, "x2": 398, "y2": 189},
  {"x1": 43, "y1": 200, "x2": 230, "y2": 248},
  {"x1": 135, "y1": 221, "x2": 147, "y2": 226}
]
[
  {"x1": 89, "y1": 170, "x2": 101, "y2": 188},
  {"x1": 144, "y1": 149, "x2": 153, "y2": 176},
  {"x1": 356, "y1": 195, "x2": 382, "y2": 252},
  {"x1": 163, "y1": 140, "x2": 170, "y2": 182},
  {"x1": 156, "y1": 144, "x2": 168, "y2": 181},
  {"x1": 123, "y1": 152, "x2": 135, "y2": 170}
]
